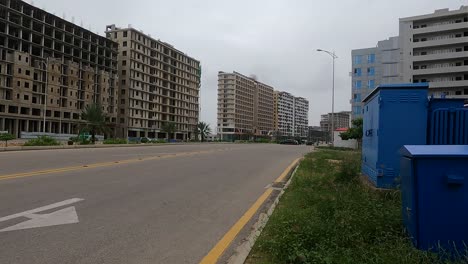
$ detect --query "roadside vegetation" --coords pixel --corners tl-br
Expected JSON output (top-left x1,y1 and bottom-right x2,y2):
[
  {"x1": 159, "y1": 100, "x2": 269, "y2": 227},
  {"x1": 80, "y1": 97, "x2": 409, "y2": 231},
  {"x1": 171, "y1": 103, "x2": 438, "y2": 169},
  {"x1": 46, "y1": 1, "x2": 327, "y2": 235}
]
[
  {"x1": 24, "y1": 135, "x2": 60, "y2": 146},
  {"x1": 0, "y1": 133, "x2": 15, "y2": 147},
  {"x1": 247, "y1": 149, "x2": 463, "y2": 264}
]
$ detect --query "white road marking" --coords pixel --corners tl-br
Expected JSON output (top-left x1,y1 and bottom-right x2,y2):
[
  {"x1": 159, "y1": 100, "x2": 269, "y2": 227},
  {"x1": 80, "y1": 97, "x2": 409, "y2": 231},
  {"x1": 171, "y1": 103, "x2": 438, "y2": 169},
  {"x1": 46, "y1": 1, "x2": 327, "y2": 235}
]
[{"x1": 0, "y1": 198, "x2": 84, "y2": 232}]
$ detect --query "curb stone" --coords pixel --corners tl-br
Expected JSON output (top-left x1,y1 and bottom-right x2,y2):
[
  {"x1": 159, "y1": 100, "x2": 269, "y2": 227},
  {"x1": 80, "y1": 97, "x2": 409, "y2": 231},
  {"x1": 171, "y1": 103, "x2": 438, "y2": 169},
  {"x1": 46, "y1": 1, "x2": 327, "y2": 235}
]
[{"x1": 226, "y1": 157, "x2": 304, "y2": 264}]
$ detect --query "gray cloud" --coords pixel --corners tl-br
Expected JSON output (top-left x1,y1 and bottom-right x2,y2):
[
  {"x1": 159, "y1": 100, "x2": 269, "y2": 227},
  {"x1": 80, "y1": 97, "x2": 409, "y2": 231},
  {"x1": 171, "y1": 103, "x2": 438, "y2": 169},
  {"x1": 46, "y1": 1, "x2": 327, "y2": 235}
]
[{"x1": 33, "y1": 0, "x2": 465, "y2": 127}]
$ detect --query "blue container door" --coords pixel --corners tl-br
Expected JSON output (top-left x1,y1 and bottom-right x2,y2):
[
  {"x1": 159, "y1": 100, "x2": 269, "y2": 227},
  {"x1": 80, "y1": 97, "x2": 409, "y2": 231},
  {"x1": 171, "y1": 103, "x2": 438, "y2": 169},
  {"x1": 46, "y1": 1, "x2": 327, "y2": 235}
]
[
  {"x1": 416, "y1": 158, "x2": 468, "y2": 251},
  {"x1": 362, "y1": 96, "x2": 380, "y2": 184},
  {"x1": 400, "y1": 157, "x2": 418, "y2": 247},
  {"x1": 377, "y1": 90, "x2": 428, "y2": 188}
]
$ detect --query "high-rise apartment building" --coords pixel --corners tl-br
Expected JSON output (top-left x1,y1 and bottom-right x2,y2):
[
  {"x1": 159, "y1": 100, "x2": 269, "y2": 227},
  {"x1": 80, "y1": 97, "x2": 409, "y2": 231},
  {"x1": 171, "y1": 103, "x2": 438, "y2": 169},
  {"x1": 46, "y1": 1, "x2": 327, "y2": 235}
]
[
  {"x1": 294, "y1": 97, "x2": 309, "y2": 137},
  {"x1": 0, "y1": 0, "x2": 119, "y2": 137},
  {"x1": 273, "y1": 91, "x2": 309, "y2": 138},
  {"x1": 217, "y1": 71, "x2": 273, "y2": 141},
  {"x1": 320, "y1": 111, "x2": 351, "y2": 133},
  {"x1": 106, "y1": 25, "x2": 201, "y2": 139},
  {"x1": 400, "y1": 6, "x2": 468, "y2": 98},
  {"x1": 351, "y1": 37, "x2": 401, "y2": 119}
]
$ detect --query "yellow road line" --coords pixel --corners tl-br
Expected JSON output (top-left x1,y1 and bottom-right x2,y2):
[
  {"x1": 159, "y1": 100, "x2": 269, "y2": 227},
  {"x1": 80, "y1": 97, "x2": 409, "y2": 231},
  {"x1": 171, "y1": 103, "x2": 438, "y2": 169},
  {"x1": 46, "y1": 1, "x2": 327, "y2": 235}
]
[
  {"x1": 0, "y1": 150, "x2": 221, "y2": 182},
  {"x1": 274, "y1": 157, "x2": 301, "y2": 183},
  {"x1": 199, "y1": 188, "x2": 273, "y2": 264},
  {"x1": 199, "y1": 157, "x2": 301, "y2": 264}
]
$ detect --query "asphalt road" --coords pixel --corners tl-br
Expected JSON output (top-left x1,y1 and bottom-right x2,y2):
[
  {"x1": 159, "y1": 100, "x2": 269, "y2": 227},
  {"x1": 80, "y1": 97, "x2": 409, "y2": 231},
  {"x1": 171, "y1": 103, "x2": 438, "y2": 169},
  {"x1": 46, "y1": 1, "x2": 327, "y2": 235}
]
[{"x1": 0, "y1": 144, "x2": 309, "y2": 264}]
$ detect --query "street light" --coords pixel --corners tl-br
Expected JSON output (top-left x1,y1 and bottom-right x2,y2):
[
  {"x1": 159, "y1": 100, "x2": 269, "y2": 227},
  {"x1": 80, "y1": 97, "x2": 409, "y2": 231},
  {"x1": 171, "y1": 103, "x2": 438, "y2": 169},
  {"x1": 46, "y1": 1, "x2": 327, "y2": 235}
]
[
  {"x1": 317, "y1": 49, "x2": 337, "y2": 145},
  {"x1": 39, "y1": 58, "x2": 49, "y2": 134}
]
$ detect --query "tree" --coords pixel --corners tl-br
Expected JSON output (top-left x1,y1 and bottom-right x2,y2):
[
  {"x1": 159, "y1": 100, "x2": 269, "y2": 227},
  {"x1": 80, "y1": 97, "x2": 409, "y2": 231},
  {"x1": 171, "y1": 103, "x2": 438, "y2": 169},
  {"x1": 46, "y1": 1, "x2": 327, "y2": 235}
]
[
  {"x1": 0, "y1": 133, "x2": 15, "y2": 147},
  {"x1": 80, "y1": 103, "x2": 110, "y2": 144},
  {"x1": 339, "y1": 118, "x2": 363, "y2": 148},
  {"x1": 161, "y1": 122, "x2": 176, "y2": 140},
  {"x1": 197, "y1": 122, "x2": 211, "y2": 142}
]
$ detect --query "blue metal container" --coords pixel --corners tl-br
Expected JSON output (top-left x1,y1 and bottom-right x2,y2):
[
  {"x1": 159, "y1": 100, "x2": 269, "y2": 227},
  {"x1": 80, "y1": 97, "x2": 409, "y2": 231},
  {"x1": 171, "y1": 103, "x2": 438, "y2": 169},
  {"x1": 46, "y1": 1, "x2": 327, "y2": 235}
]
[
  {"x1": 427, "y1": 99, "x2": 468, "y2": 145},
  {"x1": 361, "y1": 83, "x2": 429, "y2": 188},
  {"x1": 400, "y1": 145, "x2": 468, "y2": 254}
]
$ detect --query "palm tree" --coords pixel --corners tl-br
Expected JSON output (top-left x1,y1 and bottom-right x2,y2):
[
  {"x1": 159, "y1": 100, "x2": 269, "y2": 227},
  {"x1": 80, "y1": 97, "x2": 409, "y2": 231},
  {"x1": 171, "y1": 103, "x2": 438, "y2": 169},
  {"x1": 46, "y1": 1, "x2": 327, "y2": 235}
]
[
  {"x1": 161, "y1": 121, "x2": 176, "y2": 140},
  {"x1": 80, "y1": 103, "x2": 109, "y2": 144},
  {"x1": 197, "y1": 122, "x2": 211, "y2": 142}
]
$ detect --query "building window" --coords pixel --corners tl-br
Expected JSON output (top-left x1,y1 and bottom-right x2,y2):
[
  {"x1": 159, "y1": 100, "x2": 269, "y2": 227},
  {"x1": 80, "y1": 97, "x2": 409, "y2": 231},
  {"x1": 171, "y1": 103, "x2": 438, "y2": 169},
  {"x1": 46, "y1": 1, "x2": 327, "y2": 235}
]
[
  {"x1": 122, "y1": 60, "x2": 126, "y2": 66},
  {"x1": 18, "y1": 68, "x2": 22, "y2": 74},
  {"x1": 368, "y1": 80, "x2": 375, "y2": 89},
  {"x1": 354, "y1": 68, "x2": 362, "y2": 77},
  {"x1": 367, "y1": 67, "x2": 375, "y2": 76},
  {"x1": 353, "y1": 106, "x2": 362, "y2": 115},
  {"x1": 123, "y1": 31, "x2": 128, "y2": 37},
  {"x1": 123, "y1": 41, "x2": 127, "y2": 47},
  {"x1": 25, "y1": 82, "x2": 30, "y2": 88},
  {"x1": 367, "y1": 54, "x2": 376, "y2": 63},
  {"x1": 354, "y1": 80, "x2": 362, "y2": 89},
  {"x1": 24, "y1": 95, "x2": 29, "y2": 100},
  {"x1": 353, "y1": 55, "x2": 362, "y2": 65},
  {"x1": 353, "y1": 93, "x2": 362, "y2": 102},
  {"x1": 123, "y1": 51, "x2": 127, "y2": 56}
]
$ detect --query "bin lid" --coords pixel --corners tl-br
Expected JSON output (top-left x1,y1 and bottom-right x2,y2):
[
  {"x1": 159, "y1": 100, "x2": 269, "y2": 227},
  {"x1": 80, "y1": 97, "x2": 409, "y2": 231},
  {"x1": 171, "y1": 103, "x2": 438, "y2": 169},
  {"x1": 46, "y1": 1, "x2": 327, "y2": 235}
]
[
  {"x1": 363, "y1": 83, "x2": 429, "y2": 103},
  {"x1": 400, "y1": 145, "x2": 468, "y2": 158}
]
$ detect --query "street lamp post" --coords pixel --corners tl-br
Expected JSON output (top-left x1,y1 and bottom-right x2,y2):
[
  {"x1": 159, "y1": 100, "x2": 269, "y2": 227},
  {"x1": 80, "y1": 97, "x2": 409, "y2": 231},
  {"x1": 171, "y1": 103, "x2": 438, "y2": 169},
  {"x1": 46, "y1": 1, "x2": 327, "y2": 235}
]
[{"x1": 317, "y1": 49, "x2": 337, "y2": 146}]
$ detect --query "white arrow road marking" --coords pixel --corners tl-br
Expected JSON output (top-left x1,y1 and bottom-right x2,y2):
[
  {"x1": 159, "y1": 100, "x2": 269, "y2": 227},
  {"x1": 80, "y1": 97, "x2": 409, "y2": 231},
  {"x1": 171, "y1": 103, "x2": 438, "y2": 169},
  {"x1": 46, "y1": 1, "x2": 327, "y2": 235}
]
[{"x1": 0, "y1": 198, "x2": 84, "y2": 233}]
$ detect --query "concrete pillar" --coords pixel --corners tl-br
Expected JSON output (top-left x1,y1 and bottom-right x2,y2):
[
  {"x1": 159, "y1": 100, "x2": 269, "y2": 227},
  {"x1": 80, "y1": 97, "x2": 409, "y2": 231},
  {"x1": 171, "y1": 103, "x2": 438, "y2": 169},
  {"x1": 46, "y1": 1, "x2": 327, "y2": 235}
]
[
  {"x1": 68, "y1": 123, "x2": 71, "y2": 135},
  {"x1": 25, "y1": 119, "x2": 29, "y2": 132},
  {"x1": 48, "y1": 121, "x2": 52, "y2": 133},
  {"x1": 14, "y1": 118, "x2": 19, "y2": 138}
]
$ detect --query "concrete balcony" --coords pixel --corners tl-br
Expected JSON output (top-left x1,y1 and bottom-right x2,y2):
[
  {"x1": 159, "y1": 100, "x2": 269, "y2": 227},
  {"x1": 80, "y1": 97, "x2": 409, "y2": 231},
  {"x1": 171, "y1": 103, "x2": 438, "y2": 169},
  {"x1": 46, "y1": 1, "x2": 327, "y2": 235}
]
[
  {"x1": 414, "y1": 22, "x2": 468, "y2": 35},
  {"x1": 412, "y1": 36, "x2": 468, "y2": 48},
  {"x1": 414, "y1": 65, "x2": 468, "y2": 75},
  {"x1": 429, "y1": 80, "x2": 468, "y2": 88},
  {"x1": 413, "y1": 51, "x2": 468, "y2": 62}
]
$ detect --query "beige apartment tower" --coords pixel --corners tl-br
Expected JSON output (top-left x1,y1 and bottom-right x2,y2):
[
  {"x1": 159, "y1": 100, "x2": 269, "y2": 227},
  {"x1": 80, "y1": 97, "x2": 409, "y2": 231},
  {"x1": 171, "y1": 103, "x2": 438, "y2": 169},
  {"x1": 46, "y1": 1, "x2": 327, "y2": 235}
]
[
  {"x1": 217, "y1": 71, "x2": 274, "y2": 141},
  {"x1": 106, "y1": 25, "x2": 201, "y2": 139},
  {"x1": 0, "y1": 0, "x2": 119, "y2": 138}
]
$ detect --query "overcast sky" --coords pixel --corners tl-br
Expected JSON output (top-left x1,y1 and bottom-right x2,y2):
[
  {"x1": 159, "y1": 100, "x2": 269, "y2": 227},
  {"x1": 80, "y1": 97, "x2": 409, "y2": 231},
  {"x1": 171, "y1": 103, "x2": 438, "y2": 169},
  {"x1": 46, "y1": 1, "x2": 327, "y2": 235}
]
[{"x1": 33, "y1": 0, "x2": 465, "y2": 127}]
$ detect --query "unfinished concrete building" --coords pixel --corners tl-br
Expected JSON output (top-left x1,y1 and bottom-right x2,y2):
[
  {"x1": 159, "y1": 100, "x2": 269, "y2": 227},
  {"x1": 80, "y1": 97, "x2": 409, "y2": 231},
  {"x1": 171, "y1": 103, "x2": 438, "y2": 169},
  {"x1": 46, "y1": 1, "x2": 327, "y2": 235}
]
[
  {"x1": 217, "y1": 71, "x2": 274, "y2": 141},
  {"x1": 0, "y1": 0, "x2": 119, "y2": 138},
  {"x1": 105, "y1": 24, "x2": 201, "y2": 139}
]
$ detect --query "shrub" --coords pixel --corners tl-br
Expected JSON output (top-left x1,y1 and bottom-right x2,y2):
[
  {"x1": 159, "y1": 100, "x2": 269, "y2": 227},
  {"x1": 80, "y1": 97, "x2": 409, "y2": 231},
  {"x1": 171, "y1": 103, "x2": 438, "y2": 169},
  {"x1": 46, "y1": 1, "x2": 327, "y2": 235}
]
[
  {"x1": 24, "y1": 136, "x2": 60, "y2": 146},
  {"x1": 0, "y1": 133, "x2": 15, "y2": 147},
  {"x1": 103, "y1": 138, "x2": 127, "y2": 144},
  {"x1": 151, "y1": 139, "x2": 167, "y2": 144},
  {"x1": 140, "y1": 137, "x2": 149, "y2": 143}
]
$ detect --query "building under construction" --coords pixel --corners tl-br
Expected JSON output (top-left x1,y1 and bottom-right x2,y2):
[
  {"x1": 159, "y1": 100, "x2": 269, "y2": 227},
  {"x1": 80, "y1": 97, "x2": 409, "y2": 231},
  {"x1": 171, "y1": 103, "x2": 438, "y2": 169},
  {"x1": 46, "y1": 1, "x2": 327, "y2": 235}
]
[{"x1": 0, "y1": 0, "x2": 119, "y2": 138}]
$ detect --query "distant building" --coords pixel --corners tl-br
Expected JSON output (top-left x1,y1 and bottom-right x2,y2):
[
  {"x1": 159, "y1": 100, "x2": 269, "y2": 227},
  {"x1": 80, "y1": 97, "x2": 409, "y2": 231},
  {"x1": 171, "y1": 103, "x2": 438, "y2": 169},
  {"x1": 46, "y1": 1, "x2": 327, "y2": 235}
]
[
  {"x1": 217, "y1": 71, "x2": 274, "y2": 141},
  {"x1": 106, "y1": 24, "x2": 201, "y2": 139},
  {"x1": 273, "y1": 91, "x2": 309, "y2": 138},
  {"x1": 351, "y1": 37, "x2": 401, "y2": 119},
  {"x1": 320, "y1": 111, "x2": 351, "y2": 133},
  {"x1": 400, "y1": 6, "x2": 468, "y2": 99}
]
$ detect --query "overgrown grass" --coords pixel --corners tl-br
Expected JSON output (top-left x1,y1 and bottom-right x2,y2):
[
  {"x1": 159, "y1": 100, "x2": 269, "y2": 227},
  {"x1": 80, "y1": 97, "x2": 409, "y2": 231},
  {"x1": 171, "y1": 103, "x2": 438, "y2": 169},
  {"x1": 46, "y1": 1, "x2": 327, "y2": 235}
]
[
  {"x1": 24, "y1": 136, "x2": 61, "y2": 146},
  {"x1": 248, "y1": 149, "x2": 462, "y2": 264},
  {"x1": 103, "y1": 138, "x2": 127, "y2": 144}
]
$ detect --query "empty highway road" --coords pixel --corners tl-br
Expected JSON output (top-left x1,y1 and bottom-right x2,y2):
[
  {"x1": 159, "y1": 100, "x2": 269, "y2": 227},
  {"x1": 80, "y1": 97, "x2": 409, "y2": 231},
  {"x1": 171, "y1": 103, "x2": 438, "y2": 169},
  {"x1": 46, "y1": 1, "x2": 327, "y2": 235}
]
[{"x1": 0, "y1": 144, "x2": 309, "y2": 264}]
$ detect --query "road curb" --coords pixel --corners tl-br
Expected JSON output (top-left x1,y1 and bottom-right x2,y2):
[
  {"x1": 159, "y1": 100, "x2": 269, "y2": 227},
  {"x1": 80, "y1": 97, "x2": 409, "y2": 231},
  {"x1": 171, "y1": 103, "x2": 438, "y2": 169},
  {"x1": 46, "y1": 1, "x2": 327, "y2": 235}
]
[
  {"x1": 0, "y1": 142, "x2": 232, "y2": 152},
  {"x1": 226, "y1": 158, "x2": 303, "y2": 264}
]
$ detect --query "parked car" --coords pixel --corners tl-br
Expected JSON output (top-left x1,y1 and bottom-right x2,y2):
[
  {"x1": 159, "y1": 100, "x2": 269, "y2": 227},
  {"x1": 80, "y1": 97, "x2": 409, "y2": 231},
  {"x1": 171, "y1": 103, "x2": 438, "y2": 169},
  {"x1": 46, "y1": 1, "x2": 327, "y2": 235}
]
[
  {"x1": 306, "y1": 141, "x2": 314, "y2": 146},
  {"x1": 280, "y1": 139, "x2": 299, "y2": 145}
]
